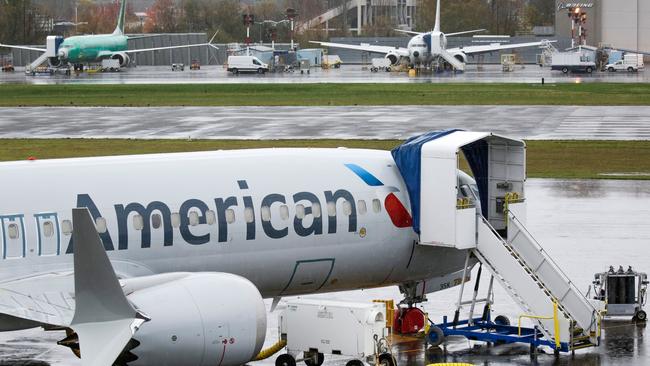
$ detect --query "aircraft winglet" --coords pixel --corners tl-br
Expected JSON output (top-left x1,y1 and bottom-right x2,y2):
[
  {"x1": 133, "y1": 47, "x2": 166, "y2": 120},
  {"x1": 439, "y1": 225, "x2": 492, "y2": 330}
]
[{"x1": 70, "y1": 208, "x2": 147, "y2": 366}]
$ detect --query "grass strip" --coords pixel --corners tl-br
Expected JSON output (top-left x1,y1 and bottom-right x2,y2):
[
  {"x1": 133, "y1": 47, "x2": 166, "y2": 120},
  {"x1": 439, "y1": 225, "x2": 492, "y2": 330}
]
[
  {"x1": 1, "y1": 139, "x2": 649, "y2": 180},
  {"x1": 0, "y1": 83, "x2": 649, "y2": 106}
]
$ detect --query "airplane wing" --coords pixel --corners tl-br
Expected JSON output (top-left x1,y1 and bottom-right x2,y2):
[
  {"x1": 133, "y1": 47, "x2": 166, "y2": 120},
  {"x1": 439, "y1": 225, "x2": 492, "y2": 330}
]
[
  {"x1": 309, "y1": 41, "x2": 409, "y2": 56},
  {"x1": 0, "y1": 43, "x2": 46, "y2": 53},
  {"x1": 446, "y1": 29, "x2": 486, "y2": 37},
  {"x1": 394, "y1": 29, "x2": 424, "y2": 36},
  {"x1": 448, "y1": 40, "x2": 556, "y2": 55}
]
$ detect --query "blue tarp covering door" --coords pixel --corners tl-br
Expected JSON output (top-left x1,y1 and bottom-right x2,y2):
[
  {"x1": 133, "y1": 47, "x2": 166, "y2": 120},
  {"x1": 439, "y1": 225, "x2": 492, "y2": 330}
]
[{"x1": 390, "y1": 130, "x2": 489, "y2": 235}]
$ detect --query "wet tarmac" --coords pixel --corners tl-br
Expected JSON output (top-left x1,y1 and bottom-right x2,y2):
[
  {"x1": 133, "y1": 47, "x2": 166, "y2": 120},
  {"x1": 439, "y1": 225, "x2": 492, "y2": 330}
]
[
  {"x1": 2, "y1": 105, "x2": 650, "y2": 140},
  {"x1": 2, "y1": 178, "x2": 649, "y2": 365},
  {"x1": 0, "y1": 64, "x2": 649, "y2": 85}
]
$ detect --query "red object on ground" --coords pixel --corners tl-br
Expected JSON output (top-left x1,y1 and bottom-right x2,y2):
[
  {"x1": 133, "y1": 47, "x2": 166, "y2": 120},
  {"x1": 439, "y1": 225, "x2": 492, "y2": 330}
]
[
  {"x1": 27, "y1": 156, "x2": 37, "y2": 161},
  {"x1": 393, "y1": 307, "x2": 425, "y2": 334}
]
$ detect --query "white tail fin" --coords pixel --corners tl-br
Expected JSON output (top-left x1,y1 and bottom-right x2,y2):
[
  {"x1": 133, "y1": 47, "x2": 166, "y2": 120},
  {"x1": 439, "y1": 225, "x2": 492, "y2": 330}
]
[
  {"x1": 433, "y1": 0, "x2": 441, "y2": 33},
  {"x1": 113, "y1": 0, "x2": 127, "y2": 35}
]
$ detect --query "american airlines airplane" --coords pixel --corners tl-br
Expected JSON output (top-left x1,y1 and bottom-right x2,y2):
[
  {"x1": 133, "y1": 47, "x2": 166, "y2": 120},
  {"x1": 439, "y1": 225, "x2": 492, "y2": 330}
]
[
  {"x1": 310, "y1": 0, "x2": 554, "y2": 71},
  {"x1": 0, "y1": 140, "x2": 477, "y2": 366}
]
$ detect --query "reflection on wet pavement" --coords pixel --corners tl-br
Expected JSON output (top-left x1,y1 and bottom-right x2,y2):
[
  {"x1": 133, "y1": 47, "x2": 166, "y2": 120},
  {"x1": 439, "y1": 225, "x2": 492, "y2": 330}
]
[{"x1": 2, "y1": 178, "x2": 650, "y2": 365}]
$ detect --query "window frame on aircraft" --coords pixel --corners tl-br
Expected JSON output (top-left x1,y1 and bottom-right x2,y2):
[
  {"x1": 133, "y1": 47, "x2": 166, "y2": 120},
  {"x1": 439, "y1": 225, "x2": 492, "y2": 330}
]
[
  {"x1": 206, "y1": 210, "x2": 216, "y2": 225},
  {"x1": 7, "y1": 223, "x2": 20, "y2": 240},
  {"x1": 62, "y1": 220, "x2": 73, "y2": 235},
  {"x1": 372, "y1": 199, "x2": 382, "y2": 213},
  {"x1": 357, "y1": 200, "x2": 367, "y2": 215},
  {"x1": 225, "y1": 209, "x2": 236, "y2": 224},
  {"x1": 261, "y1": 206, "x2": 271, "y2": 222},
  {"x1": 327, "y1": 202, "x2": 337, "y2": 217},
  {"x1": 171, "y1": 213, "x2": 181, "y2": 228},
  {"x1": 244, "y1": 207, "x2": 255, "y2": 224},
  {"x1": 95, "y1": 217, "x2": 108, "y2": 234},
  {"x1": 133, "y1": 214, "x2": 144, "y2": 231},
  {"x1": 295, "y1": 204, "x2": 306, "y2": 219},
  {"x1": 189, "y1": 211, "x2": 200, "y2": 226},
  {"x1": 42, "y1": 220, "x2": 55, "y2": 238},
  {"x1": 280, "y1": 205, "x2": 290, "y2": 220}
]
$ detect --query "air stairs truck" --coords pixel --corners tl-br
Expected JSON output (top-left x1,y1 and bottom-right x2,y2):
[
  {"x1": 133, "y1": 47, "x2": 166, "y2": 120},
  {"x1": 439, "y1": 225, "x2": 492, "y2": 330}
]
[{"x1": 391, "y1": 130, "x2": 601, "y2": 353}]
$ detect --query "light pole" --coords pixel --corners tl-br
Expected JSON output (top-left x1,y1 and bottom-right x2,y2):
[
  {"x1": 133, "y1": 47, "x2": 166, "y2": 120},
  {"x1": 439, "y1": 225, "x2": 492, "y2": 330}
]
[{"x1": 286, "y1": 8, "x2": 298, "y2": 51}]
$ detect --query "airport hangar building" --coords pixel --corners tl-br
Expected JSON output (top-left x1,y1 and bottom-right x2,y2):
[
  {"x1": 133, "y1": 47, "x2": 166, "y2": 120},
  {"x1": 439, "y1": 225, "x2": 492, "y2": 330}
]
[{"x1": 555, "y1": 0, "x2": 650, "y2": 56}]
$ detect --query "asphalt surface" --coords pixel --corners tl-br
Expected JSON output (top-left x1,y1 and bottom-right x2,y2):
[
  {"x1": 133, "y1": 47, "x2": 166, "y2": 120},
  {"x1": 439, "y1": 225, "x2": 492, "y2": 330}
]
[
  {"x1": 1, "y1": 105, "x2": 649, "y2": 140},
  {"x1": 0, "y1": 64, "x2": 649, "y2": 84},
  {"x1": 3, "y1": 178, "x2": 650, "y2": 365}
]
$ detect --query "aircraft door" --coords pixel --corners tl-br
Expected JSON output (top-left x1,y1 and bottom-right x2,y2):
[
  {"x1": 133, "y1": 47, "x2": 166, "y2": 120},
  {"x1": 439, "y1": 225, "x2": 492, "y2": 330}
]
[
  {"x1": 1, "y1": 215, "x2": 26, "y2": 259},
  {"x1": 35, "y1": 213, "x2": 61, "y2": 256},
  {"x1": 280, "y1": 258, "x2": 335, "y2": 295}
]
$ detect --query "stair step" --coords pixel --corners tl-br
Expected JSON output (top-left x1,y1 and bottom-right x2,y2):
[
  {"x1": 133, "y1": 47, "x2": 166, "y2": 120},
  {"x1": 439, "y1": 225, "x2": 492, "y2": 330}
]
[{"x1": 571, "y1": 342, "x2": 596, "y2": 351}]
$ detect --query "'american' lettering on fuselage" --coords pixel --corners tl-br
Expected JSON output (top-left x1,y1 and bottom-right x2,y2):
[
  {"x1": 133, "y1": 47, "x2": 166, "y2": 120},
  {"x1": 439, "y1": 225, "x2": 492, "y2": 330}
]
[{"x1": 63, "y1": 180, "x2": 360, "y2": 254}]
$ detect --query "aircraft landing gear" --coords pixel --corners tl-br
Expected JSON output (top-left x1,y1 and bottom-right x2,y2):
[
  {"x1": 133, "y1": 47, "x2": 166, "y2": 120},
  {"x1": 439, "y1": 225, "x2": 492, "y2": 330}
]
[{"x1": 393, "y1": 283, "x2": 427, "y2": 334}]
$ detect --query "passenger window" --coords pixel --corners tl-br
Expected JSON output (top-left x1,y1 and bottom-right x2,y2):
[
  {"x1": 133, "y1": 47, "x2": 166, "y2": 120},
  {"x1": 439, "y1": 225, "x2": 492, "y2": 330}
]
[
  {"x1": 357, "y1": 200, "x2": 367, "y2": 215},
  {"x1": 133, "y1": 215, "x2": 144, "y2": 230},
  {"x1": 244, "y1": 207, "x2": 255, "y2": 223},
  {"x1": 312, "y1": 203, "x2": 322, "y2": 218},
  {"x1": 280, "y1": 205, "x2": 289, "y2": 220},
  {"x1": 189, "y1": 211, "x2": 200, "y2": 226},
  {"x1": 296, "y1": 204, "x2": 305, "y2": 219},
  {"x1": 225, "y1": 209, "x2": 236, "y2": 224},
  {"x1": 261, "y1": 206, "x2": 271, "y2": 222},
  {"x1": 43, "y1": 221, "x2": 54, "y2": 238},
  {"x1": 206, "y1": 210, "x2": 216, "y2": 225},
  {"x1": 96, "y1": 217, "x2": 107, "y2": 233},
  {"x1": 327, "y1": 202, "x2": 337, "y2": 217},
  {"x1": 7, "y1": 223, "x2": 19, "y2": 239},
  {"x1": 342, "y1": 201, "x2": 352, "y2": 216},
  {"x1": 152, "y1": 213, "x2": 162, "y2": 229},
  {"x1": 372, "y1": 199, "x2": 382, "y2": 213},
  {"x1": 62, "y1": 220, "x2": 73, "y2": 235},
  {"x1": 171, "y1": 213, "x2": 181, "y2": 228}
]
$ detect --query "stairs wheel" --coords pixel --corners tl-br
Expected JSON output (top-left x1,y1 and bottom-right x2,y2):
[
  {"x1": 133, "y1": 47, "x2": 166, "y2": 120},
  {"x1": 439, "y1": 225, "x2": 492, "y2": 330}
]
[
  {"x1": 426, "y1": 325, "x2": 445, "y2": 347},
  {"x1": 634, "y1": 310, "x2": 647, "y2": 322},
  {"x1": 276, "y1": 354, "x2": 297, "y2": 366},
  {"x1": 494, "y1": 315, "x2": 511, "y2": 326}
]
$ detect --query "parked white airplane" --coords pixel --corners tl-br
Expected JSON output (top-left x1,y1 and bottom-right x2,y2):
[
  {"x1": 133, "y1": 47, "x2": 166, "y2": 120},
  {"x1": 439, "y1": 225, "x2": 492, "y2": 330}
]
[
  {"x1": 0, "y1": 130, "x2": 600, "y2": 366},
  {"x1": 310, "y1": 0, "x2": 554, "y2": 71},
  {"x1": 0, "y1": 139, "x2": 473, "y2": 366}
]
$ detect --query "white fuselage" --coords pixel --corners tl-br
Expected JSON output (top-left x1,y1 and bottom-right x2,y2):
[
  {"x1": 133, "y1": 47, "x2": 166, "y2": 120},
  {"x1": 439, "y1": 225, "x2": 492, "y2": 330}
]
[
  {"x1": 406, "y1": 31, "x2": 447, "y2": 64},
  {"x1": 0, "y1": 148, "x2": 467, "y2": 298}
]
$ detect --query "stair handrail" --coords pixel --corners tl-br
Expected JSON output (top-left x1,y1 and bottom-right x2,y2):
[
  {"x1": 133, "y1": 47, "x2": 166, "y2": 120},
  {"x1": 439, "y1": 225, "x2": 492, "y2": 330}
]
[{"x1": 506, "y1": 210, "x2": 600, "y2": 332}]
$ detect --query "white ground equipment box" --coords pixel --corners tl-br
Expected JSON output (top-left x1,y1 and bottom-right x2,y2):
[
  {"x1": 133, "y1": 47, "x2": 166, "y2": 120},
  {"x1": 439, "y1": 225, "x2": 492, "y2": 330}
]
[{"x1": 279, "y1": 299, "x2": 391, "y2": 366}]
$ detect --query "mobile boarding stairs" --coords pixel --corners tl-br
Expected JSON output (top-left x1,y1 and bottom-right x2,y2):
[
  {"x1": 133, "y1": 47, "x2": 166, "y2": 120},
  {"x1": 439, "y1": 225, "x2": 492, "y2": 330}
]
[{"x1": 392, "y1": 130, "x2": 601, "y2": 353}]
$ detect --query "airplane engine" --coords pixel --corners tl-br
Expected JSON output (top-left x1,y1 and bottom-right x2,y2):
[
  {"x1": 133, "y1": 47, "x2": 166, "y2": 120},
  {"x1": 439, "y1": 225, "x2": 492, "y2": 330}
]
[
  {"x1": 124, "y1": 273, "x2": 267, "y2": 366},
  {"x1": 385, "y1": 52, "x2": 400, "y2": 66},
  {"x1": 111, "y1": 52, "x2": 130, "y2": 67},
  {"x1": 452, "y1": 52, "x2": 467, "y2": 64},
  {"x1": 48, "y1": 57, "x2": 63, "y2": 67}
]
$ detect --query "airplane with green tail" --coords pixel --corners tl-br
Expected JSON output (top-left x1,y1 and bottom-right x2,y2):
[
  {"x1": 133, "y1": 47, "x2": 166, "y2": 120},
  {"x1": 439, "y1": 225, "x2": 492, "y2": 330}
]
[{"x1": 1, "y1": 0, "x2": 217, "y2": 69}]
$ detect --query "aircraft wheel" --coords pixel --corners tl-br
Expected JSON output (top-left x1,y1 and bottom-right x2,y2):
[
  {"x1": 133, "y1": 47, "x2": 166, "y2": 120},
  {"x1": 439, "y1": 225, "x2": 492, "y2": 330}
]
[
  {"x1": 304, "y1": 352, "x2": 324, "y2": 366},
  {"x1": 345, "y1": 360, "x2": 364, "y2": 366},
  {"x1": 378, "y1": 353, "x2": 396, "y2": 366},
  {"x1": 276, "y1": 354, "x2": 297, "y2": 366},
  {"x1": 426, "y1": 325, "x2": 445, "y2": 347},
  {"x1": 494, "y1": 315, "x2": 511, "y2": 326},
  {"x1": 635, "y1": 310, "x2": 647, "y2": 322}
]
